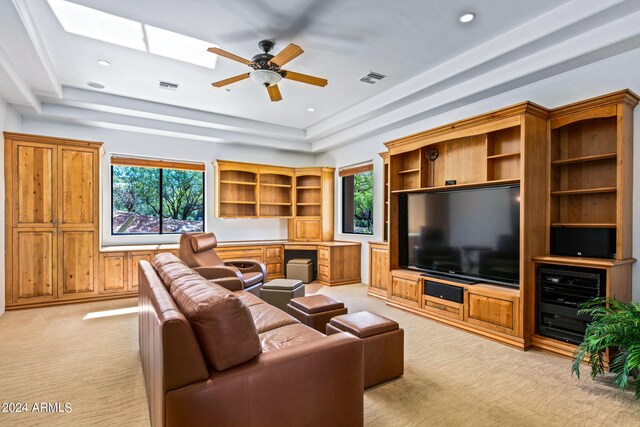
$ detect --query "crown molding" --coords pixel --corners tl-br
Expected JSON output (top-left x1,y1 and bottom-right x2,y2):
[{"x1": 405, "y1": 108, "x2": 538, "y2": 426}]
[{"x1": 21, "y1": 103, "x2": 312, "y2": 152}]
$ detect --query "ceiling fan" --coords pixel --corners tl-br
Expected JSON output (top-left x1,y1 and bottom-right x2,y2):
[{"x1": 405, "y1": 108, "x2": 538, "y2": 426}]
[{"x1": 208, "y1": 40, "x2": 328, "y2": 102}]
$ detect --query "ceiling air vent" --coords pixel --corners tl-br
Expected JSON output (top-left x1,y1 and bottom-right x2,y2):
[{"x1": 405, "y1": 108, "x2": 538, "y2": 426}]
[
  {"x1": 360, "y1": 72, "x2": 386, "y2": 84},
  {"x1": 159, "y1": 81, "x2": 179, "y2": 91}
]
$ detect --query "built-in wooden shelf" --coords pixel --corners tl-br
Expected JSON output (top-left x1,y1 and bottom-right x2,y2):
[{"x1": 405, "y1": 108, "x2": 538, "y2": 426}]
[
  {"x1": 551, "y1": 152, "x2": 617, "y2": 165},
  {"x1": 551, "y1": 222, "x2": 616, "y2": 228},
  {"x1": 220, "y1": 200, "x2": 256, "y2": 205},
  {"x1": 296, "y1": 186, "x2": 321, "y2": 189},
  {"x1": 551, "y1": 187, "x2": 617, "y2": 196},
  {"x1": 391, "y1": 178, "x2": 521, "y2": 194},
  {"x1": 260, "y1": 202, "x2": 292, "y2": 206},
  {"x1": 260, "y1": 183, "x2": 291, "y2": 188},
  {"x1": 397, "y1": 168, "x2": 420, "y2": 174},
  {"x1": 487, "y1": 152, "x2": 520, "y2": 160},
  {"x1": 296, "y1": 202, "x2": 321, "y2": 206},
  {"x1": 220, "y1": 180, "x2": 257, "y2": 186}
]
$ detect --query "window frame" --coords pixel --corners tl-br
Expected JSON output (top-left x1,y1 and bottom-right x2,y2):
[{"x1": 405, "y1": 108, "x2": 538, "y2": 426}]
[
  {"x1": 340, "y1": 164, "x2": 374, "y2": 236},
  {"x1": 110, "y1": 163, "x2": 206, "y2": 236}
]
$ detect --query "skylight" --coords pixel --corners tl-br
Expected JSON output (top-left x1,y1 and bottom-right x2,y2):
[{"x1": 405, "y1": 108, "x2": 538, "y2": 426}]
[
  {"x1": 48, "y1": 0, "x2": 146, "y2": 51},
  {"x1": 145, "y1": 25, "x2": 217, "y2": 69},
  {"x1": 47, "y1": 0, "x2": 217, "y2": 69}
]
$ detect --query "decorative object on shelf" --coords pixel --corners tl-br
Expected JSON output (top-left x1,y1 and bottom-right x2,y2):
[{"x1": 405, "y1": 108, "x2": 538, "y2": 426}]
[
  {"x1": 208, "y1": 39, "x2": 328, "y2": 102},
  {"x1": 426, "y1": 147, "x2": 439, "y2": 161},
  {"x1": 572, "y1": 298, "x2": 640, "y2": 399},
  {"x1": 426, "y1": 147, "x2": 439, "y2": 187}
]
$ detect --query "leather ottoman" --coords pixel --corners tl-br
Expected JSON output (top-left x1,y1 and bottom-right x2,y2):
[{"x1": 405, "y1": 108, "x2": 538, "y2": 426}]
[
  {"x1": 259, "y1": 279, "x2": 305, "y2": 311},
  {"x1": 287, "y1": 294, "x2": 347, "y2": 333},
  {"x1": 327, "y1": 311, "x2": 404, "y2": 388},
  {"x1": 286, "y1": 258, "x2": 314, "y2": 283}
]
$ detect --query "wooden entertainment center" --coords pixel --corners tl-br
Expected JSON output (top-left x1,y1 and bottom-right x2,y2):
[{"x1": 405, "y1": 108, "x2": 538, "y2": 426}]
[{"x1": 368, "y1": 90, "x2": 637, "y2": 355}]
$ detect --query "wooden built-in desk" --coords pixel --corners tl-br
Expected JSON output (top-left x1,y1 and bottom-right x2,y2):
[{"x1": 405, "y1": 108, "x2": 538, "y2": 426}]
[{"x1": 97, "y1": 240, "x2": 361, "y2": 301}]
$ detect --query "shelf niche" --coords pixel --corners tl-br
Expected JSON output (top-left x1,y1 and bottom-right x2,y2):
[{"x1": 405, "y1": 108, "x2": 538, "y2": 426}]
[
  {"x1": 260, "y1": 172, "x2": 293, "y2": 217},
  {"x1": 549, "y1": 116, "x2": 619, "y2": 237}
]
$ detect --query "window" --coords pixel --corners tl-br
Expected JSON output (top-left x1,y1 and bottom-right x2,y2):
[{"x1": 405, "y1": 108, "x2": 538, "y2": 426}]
[
  {"x1": 111, "y1": 157, "x2": 205, "y2": 234},
  {"x1": 341, "y1": 164, "x2": 373, "y2": 235}
]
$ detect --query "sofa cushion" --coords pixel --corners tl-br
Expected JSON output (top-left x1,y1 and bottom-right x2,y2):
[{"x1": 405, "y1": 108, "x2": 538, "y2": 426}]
[
  {"x1": 232, "y1": 290, "x2": 265, "y2": 308},
  {"x1": 170, "y1": 274, "x2": 261, "y2": 371},
  {"x1": 259, "y1": 323, "x2": 324, "y2": 352},
  {"x1": 152, "y1": 253, "x2": 195, "y2": 289},
  {"x1": 248, "y1": 303, "x2": 299, "y2": 334}
]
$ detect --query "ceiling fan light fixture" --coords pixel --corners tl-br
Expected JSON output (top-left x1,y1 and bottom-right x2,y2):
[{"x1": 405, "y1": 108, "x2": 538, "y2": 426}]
[{"x1": 250, "y1": 69, "x2": 282, "y2": 87}]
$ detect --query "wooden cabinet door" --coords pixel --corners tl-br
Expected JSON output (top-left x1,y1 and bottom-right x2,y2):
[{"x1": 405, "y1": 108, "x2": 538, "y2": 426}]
[
  {"x1": 465, "y1": 288, "x2": 519, "y2": 336},
  {"x1": 266, "y1": 262, "x2": 284, "y2": 279},
  {"x1": 12, "y1": 142, "x2": 56, "y2": 227},
  {"x1": 100, "y1": 252, "x2": 128, "y2": 294},
  {"x1": 129, "y1": 251, "x2": 154, "y2": 292},
  {"x1": 58, "y1": 146, "x2": 97, "y2": 226},
  {"x1": 263, "y1": 245, "x2": 283, "y2": 261},
  {"x1": 317, "y1": 263, "x2": 330, "y2": 282},
  {"x1": 58, "y1": 229, "x2": 98, "y2": 298},
  {"x1": 12, "y1": 228, "x2": 57, "y2": 303},
  {"x1": 294, "y1": 219, "x2": 322, "y2": 241},
  {"x1": 369, "y1": 245, "x2": 389, "y2": 291},
  {"x1": 391, "y1": 274, "x2": 420, "y2": 304}
]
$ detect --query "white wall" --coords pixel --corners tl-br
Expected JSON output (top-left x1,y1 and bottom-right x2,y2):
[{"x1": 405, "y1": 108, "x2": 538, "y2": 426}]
[
  {"x1": 0, "y1": 100, "x2": 22, "y2": 315},
  {"x1": 317, "y1": 47, "x2": 640, "y2": 301},
  {"x1": 19, "y1": 119, "x2": 315, "y2": 246}
]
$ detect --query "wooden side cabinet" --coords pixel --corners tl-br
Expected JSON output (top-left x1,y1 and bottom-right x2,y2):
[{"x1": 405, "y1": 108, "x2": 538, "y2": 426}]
[
  {"x1": 368, "y1": 241, "x2": 389, "y2": 298},
  {"x1": 316, "y1": 244, "x2": 361, "y2": 286}
]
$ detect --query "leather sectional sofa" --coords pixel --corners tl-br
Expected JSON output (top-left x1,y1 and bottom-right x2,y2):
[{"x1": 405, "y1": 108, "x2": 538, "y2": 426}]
[{"x1": 139, "y1": 253, "x2": 364, "y2": 427}]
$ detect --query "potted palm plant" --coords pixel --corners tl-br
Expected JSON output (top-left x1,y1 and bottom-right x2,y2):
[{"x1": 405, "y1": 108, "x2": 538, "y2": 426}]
[{"x1": 572, "y1": 297, "x2": 640, "y2": 399}]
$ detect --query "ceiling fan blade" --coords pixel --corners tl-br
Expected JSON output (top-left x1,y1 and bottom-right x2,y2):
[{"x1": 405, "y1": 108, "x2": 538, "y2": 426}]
[
  {"x1": 267, "y1": 84, "x2": 282, "y2": 102},
  {"x1": 207, "y1": 47, "x2": 253, "y2": 66},
  {"x1": 211, "y1": 73, "x2": 250, "y2": 87},
  {"x1": 283, "y1": 70, "x2": 328, "y2": 87},
  {"x1": 268, "y1": 43, "x2": 303, "y2": 67}
]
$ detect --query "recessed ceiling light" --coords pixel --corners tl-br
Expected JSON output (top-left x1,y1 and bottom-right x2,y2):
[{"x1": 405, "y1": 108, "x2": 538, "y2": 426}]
[
  {"x1": 97, "y1": 59, "x2": 110, "y2": 66},
  {"x1": 459, "y1": 12, "x2": 476, "y2": 23},
  {"x1": 87, "y1": 82, "x2": 105, "y2": 89},
  {"x1": 307, "y1": 107, "x2": 315, "y2": 112}
]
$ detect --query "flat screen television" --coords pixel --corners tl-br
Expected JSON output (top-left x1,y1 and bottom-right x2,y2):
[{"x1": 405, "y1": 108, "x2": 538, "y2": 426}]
[{"x1": 399, "y1": 185, "x2": 520, "y2": 287}]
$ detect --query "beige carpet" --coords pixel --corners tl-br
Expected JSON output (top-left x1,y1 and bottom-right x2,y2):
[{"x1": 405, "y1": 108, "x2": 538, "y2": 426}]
[{"x1": 0, "y1": 284, "x2": 638, "y2": 426}]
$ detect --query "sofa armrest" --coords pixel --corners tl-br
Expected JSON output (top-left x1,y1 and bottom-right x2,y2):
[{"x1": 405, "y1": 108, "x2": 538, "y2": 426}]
[
  {"x1": 193, "y1": 266, "x2": 242, "y2": 281},
  {"x1": 165, "y1": 332, "x2": 364, "y2": 427},
  {"x1": 224, "y1": 260, "x2": 267, "y2": 280}
]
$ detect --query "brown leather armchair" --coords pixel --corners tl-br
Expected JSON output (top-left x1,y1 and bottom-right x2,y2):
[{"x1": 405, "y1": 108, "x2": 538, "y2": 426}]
[{"x1": 178, "y1": 232, "x2": 267, "y2": 294}]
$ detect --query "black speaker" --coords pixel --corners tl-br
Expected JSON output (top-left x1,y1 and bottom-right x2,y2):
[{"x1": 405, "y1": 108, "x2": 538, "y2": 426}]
[
  {"x1": 550, "y1": 227, "x2": 616, "y2": 259},
  {"x1": 424, "y1": 281, "x2": 464, "y2": 303}
]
